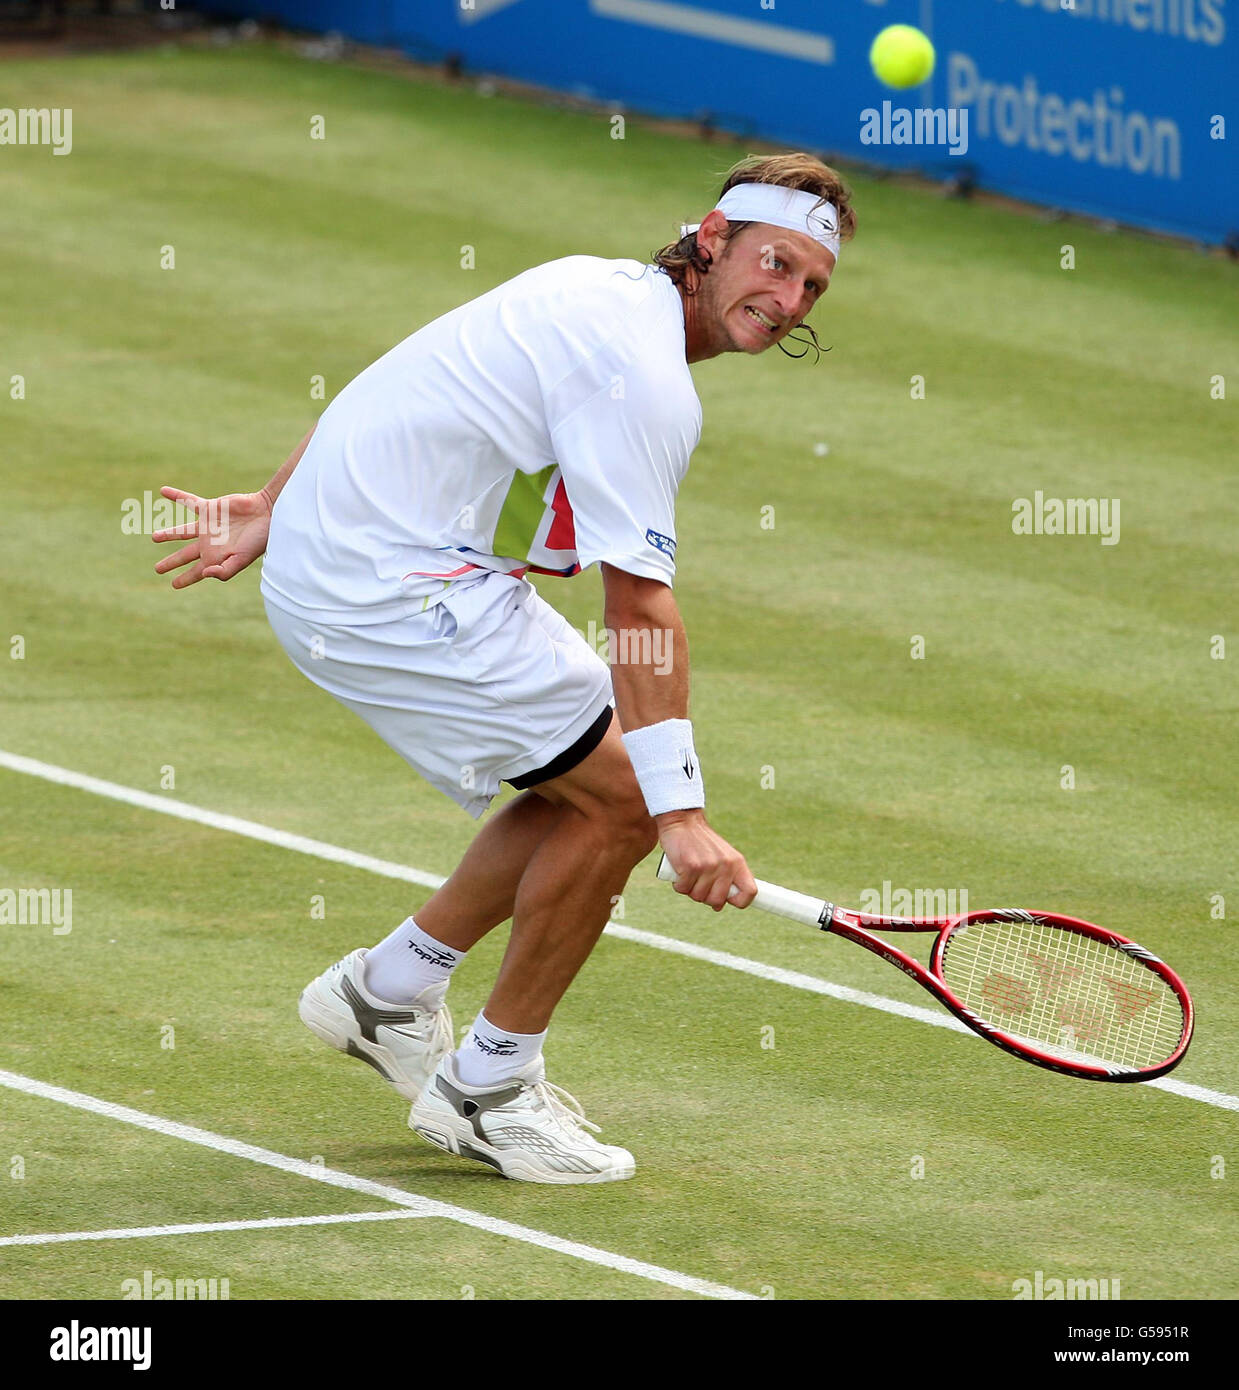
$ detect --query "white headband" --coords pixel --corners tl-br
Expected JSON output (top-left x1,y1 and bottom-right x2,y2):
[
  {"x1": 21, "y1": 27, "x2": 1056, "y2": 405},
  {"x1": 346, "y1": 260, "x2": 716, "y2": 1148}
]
[{"x1": 681, "y1": 183, "x2": 840, "y2": 261}]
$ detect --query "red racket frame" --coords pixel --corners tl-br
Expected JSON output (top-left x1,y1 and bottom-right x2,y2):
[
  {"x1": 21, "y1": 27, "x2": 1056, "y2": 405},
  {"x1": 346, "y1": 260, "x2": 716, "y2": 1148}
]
[{"x1": 821, "y1": 903, "x2": 1194, "y2": 1081}]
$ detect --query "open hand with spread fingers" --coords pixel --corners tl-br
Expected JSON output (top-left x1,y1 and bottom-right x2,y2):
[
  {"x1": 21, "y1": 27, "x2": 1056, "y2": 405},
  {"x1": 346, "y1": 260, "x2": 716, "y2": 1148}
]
[{"x1": 152, "y1": 486, "x2": 273, "y2": 588}]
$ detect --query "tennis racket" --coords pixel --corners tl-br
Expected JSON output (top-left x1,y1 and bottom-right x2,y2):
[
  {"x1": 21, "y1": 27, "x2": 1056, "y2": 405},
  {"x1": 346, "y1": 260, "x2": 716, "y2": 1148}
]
[{"x1": 655, "y1": 856, "x2": 1194, "y2": 1082}]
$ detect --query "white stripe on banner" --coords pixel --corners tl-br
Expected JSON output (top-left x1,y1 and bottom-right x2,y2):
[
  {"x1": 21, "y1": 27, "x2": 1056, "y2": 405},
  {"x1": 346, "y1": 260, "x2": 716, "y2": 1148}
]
[
  {"x1": 459, "y1": 0, "x2": 527, "y2": 25},
  {"x1": 590, "y1": 0, "x2": 834, "y2": 65}
]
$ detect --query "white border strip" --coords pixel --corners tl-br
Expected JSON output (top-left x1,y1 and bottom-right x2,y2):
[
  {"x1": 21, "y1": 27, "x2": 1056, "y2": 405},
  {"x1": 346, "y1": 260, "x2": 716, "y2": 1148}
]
[
  {"x1": 590, "y1": 0, "x2": 833, "y2": 64},
  {"x1": 459, "y1": 0, "x2": 526, "y2": 24},
  {"x1": 0, "y1": 1069, "x2": 753, "y2": 1300},
  {"x1": 1, "y1": 747, "x2": 1234, "y2": 1115},
  {"x1": 0, "y1": 1209, "x2": 428, "y2": 1248}
]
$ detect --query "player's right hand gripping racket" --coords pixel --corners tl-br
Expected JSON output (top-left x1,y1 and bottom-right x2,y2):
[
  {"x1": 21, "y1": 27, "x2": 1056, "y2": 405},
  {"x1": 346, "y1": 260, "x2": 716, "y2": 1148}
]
[{"x1": 656, "y1": 856, "x2": 1194, "y2": 1082}]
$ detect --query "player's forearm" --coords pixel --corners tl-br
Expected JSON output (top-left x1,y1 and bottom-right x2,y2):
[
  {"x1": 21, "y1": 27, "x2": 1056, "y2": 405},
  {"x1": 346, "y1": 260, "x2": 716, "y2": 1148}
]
[
  {"x1": 604, "y1": 586, "x2": 690, "y2": 732},
  {"x1": 601, "y1": 568, "x2": 709, "y2": 826},
  {"x1": 259, "y1": 423, "x2": 316, "y2": 510}
]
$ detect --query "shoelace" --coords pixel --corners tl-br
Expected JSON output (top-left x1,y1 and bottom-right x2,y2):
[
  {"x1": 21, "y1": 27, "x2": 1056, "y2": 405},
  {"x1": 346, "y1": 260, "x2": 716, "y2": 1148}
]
[
  {"x1": 419, "y1": 1006, "x2": 452, "y2": 1050},
  {"x1": 526, "y1": 1079, "x2": 602, "y2": 1137},
  {"x1": 389, "y1": 1006, "x2": 453, "y2": 1053}
]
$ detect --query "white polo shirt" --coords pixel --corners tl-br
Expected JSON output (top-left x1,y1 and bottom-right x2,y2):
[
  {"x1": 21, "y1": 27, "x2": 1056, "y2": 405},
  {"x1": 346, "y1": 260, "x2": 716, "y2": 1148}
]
[{"x1": 261, "y1": 257, "x2": 701, "y2": 624}]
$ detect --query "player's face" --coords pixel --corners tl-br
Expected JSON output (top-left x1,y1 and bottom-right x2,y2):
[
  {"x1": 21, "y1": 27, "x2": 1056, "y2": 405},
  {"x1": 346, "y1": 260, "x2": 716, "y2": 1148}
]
[{"x1": 699, "y1": 221, "x2": 835, "y2": 357}]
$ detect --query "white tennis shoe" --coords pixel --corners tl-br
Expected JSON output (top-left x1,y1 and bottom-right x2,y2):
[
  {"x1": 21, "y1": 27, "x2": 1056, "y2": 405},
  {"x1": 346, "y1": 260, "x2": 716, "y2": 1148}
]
[
  {"x1": 409, "y1": 1052, "x2": 635, "y2": 1184},
  {"x1": 298, "y1": 948, "x2": 454, "y2": 1101}
]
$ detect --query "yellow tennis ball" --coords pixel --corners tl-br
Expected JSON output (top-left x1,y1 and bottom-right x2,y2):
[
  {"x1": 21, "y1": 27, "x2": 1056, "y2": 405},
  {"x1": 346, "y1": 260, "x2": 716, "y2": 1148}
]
[{"x1": 869, "y1": 24, "x2": 936, "y2": 90}]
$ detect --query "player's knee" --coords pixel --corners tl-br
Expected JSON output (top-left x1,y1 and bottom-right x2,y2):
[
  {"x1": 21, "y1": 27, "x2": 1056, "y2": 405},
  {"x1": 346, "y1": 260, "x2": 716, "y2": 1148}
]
[
  {"x1": 598, "y1": 784, "x2": 658, "y2": 861},
  {"x1": 628, "y1": 809, "x2": 659, "y2": 861},
  {"x1": 622, "y1": 815, "x2": 659, "y2": 865}
]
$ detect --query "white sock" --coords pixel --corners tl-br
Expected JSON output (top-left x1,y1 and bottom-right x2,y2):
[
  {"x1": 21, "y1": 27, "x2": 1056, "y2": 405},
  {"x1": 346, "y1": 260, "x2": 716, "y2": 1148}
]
[
  {"x1": 455, "y1": 1011, "x2": 547, "y2": 1088},
  {"x1": 363, "y1": 917, "x2": 465, "y2": 1007}
]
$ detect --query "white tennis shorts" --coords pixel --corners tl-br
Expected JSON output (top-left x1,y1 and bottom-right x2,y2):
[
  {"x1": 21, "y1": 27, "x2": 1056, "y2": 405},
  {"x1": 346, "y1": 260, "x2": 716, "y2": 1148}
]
[{"x1": 264, "y1": 571, "x2": 614, "y2": 818}]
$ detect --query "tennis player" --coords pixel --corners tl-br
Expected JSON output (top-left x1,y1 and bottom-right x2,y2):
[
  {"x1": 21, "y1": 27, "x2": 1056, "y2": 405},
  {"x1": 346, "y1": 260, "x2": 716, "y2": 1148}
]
[{"x1": 154, "y1": 153, "x2": 855, "y2": 1184}]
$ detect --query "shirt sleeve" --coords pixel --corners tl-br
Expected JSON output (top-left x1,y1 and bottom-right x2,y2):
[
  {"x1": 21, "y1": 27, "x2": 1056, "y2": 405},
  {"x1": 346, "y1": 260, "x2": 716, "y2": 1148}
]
[{"x1": 548, "y1": 364, "x2": 698, "y2": 586}]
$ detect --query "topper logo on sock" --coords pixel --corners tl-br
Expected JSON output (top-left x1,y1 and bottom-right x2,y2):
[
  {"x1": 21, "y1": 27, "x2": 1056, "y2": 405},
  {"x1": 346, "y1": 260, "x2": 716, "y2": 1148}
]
[
  {"x1": 475, "y1": 1034, "x2": 518, "y2": 1056},
  {"x1": 408, "y1": 941, "x2": 457, "y2": 969}
]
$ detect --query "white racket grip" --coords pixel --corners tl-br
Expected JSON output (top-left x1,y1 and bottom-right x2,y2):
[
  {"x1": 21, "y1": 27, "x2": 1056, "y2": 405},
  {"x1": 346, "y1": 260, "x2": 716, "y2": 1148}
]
[{"x1": 655, "y1": 854, "x2": 831, "y2": 928}]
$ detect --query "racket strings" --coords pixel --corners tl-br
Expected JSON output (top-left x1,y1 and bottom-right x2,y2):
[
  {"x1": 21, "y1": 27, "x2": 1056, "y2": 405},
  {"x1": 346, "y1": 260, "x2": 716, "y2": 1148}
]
[{"x1": 940, "y1": 919, "x2": 1184, "y2": 1071}]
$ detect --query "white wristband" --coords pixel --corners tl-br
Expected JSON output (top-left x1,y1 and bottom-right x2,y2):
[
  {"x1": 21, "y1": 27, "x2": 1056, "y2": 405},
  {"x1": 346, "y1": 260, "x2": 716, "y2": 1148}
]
[{"x1": 621, "y1": 718, "x2": 705, "y2": 817}]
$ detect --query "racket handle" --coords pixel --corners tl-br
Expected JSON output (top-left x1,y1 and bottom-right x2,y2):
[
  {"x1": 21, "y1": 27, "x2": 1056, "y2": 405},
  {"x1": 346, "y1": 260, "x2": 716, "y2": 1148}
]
[{"x1": 655, "y1": 854, "x2": 831, "y2": 928}]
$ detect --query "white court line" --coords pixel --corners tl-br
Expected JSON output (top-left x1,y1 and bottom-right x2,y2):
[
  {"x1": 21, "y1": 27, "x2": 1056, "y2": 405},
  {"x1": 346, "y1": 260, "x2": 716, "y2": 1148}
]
[
  {"x1": 0, "y1": 749, "x2": 445, "y2": 890},
  {"x1": 605, "y1": 925, "x2": 1239, "y2": 1111},
  {"x1": 0, "y1": 1070, "x2": 753, "y2": 1300},
  {"x1": 2, "y1": 746, "x2": 1235, "y2": 1114},
  {"x1": 0, "y1": 1209, "x2": 428, "y2": 1248}
]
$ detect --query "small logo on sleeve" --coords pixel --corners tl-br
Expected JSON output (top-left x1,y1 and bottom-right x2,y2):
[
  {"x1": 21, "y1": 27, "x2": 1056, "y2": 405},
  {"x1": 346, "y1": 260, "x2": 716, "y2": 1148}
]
[{"x1": 645, "y1": 529, "x2": 677, "y2": 558}]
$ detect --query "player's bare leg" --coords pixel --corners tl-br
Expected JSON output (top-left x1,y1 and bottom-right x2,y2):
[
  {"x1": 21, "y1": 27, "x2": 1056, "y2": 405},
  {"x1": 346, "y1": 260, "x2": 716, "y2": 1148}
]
[
  {"x1": 377, "y1": 720, "x2": 653, "y2": 1025},
  {"x1": 481, "y1": 800, "x2": 646, "y2": 1032},
  {"x1": 408, "y1": 724, "x2": 654, "y2": 1182},
  {"x1": 413, "y1": 788, "x2": 571, "y2": 952},
  {"x1": 481, "y1": 731, "x2": 655, "y2": 1032},
  {"x1": 298, "y1": 787, "x2": 571, "y2": 1094}
]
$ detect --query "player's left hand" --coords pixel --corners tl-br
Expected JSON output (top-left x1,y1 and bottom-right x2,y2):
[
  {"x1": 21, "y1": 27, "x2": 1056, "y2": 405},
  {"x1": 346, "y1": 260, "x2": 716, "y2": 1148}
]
[{"x1": 152, "y1": 486, "x2": 272, "y2": 588}]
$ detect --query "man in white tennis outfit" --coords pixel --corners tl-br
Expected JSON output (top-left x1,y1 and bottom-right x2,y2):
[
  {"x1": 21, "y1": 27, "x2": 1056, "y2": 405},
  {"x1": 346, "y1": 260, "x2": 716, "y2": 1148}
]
[{"x1": 154, "y1": 155, "x2": 854, "y2": 1183}]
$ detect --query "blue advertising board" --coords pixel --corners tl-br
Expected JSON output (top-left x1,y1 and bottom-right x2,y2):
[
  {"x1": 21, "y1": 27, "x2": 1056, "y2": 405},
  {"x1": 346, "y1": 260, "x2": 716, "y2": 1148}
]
[{"x1": 193, "y1": 0, "x2": 1237, "y2": 244}]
